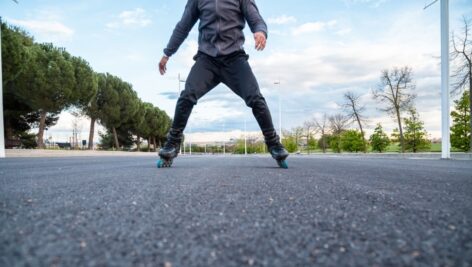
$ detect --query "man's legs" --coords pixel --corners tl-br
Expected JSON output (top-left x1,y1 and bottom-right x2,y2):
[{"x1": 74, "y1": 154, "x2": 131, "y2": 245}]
[
  {"x1": 161, "y1": 54, "x2": 220, "y2": 154},
  {"x1": 220, "y1": 53, "x2": 281, "y2": 147}
]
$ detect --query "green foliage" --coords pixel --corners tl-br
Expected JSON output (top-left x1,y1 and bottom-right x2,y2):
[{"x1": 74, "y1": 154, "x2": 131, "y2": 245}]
[
  {"x1": 403, "y1": 108, "x2": 431, "y2": 152},
  {"x1": 2, "y1": 21, "x2": 172, "y2": 150},
  {"x1": 233, "y1": 139, "x2": 266, "y2": 154},
  {"x1": 317, "y1": 134, "x2": 331, "y2": 152},
  {"x1": 369, "y1": 123, "x2": 390, "y2": 152},
  {"x1": 306, "y1": 136, "x2": 317, "y2": 152},
  {"x1": 329, "y1": 135, "x2": 342, "y2": 153},
  {"x1": 340, "y1": 130, "x2": 365, "y2": 152},
  {"x1": 282, "y1": 135, "x2": 299, "y2": 153},
  {"x1": 18, "y1": 132, "x2": 38, "y2": 149},
  {"x1": 450, "y1": 91, "x2": 471, "y2": 151},
  {"x1": 98, "y1": 127, "x2": 134, "y2": 150}
]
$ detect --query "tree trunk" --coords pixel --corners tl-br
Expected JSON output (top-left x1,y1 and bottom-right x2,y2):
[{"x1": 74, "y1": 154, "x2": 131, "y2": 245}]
[
  {"x1": 322, "y1": 130, "x2": 326, "y2": 153},
  {"x1": 355, "y1": 114, "x2": 366, "y2": 153},
  {"x1": 136, "y1": 135, "x2": 141, "y2": 152},
  {"x1": 147, "y1": 137, "x2": 151, "y2": 152},
  {"x1": 395, "y1": 107, "x2": 405, "y2": 153},
  {"x1": 469, "y1": 75, "x2": 472, "y2": 152},
  {"x1": 37, "y1": 110, "x2": 47, "y2": 149},
  {"x1": 112, "y1": 127, "x2": 120, "y2": 150},
  {"x1": 5, "y1": 121, "x2": 14, "y2": 140},
  {"x1": 88, "y1": 117, "x2": 96, "y2": 150},
  {"x1": 153, "y1": 136, "x2": 157, "y2": 152}
]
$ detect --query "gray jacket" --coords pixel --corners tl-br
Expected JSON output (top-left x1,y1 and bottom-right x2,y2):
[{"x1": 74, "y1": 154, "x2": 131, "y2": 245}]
[{"x1": 164, "y1": 0, "x2": 267, "y2": 57}]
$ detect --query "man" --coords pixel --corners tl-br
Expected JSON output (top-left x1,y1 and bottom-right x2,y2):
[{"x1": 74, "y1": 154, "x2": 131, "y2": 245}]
[{"x1": 157, "y1": 0, "x2": 289, "y2": 168}]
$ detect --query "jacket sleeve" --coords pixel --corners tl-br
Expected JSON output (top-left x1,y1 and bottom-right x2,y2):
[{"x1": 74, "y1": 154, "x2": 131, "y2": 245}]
[
  {"x1": 163, "y1": 0, "x2": 199, "y2": 57},
  {"x1": 241, "y1": 0, "x2": 268, "y2": 38}
]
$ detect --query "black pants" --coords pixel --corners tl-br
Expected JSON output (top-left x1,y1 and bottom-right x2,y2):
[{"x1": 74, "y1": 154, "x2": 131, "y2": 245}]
[{"x1": 171, "y1": 51, "x2": 278, "y2": 144}]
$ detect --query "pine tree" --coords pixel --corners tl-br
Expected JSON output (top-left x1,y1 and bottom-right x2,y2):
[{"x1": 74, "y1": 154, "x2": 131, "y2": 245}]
[
  {"x1": 369, "y1": 123, "x2": 390, "y2": 153},
  {"x1": 403, "y1": 108, "x2": 431, "y2": 152},
  {"x1": 450, "y1": 91, "x2": 471, "y2": 151}
]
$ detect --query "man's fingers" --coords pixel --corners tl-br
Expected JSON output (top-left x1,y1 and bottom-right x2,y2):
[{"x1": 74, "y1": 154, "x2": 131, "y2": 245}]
[
  {"x1": 254, "y1": 34, "x2": 266, "y2": 51},
  {"x1": 159, "y1": 56, "x2": 168, "y2": 75}
]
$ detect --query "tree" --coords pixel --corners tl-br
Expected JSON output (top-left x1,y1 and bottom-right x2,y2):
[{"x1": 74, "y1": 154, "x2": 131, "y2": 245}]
[
  {"x1": 343, "y1": 91, "x2": 368, "y2": 152},
  {"x1": 303, "y1": 120, "x2": 317, "y2": 154},
  {"x1": 451, "y1": 17, "x2": 472, "y2": 151},
  {"x1": 98, "y1": 75, "x2": 139, "y2": 149},
  {"x1": 281, "y1": 135, "x2": 298, "y2": 153},
  {"x1": 329, "y1": 113, "x2": 350, "y2": 135},
  {"x1": 372, "y1": 66, "x2": 416, "y2": 153},
  {"x1": 450, "y1": 90, "x2": 471, "y2": 151},
  {"x1": 369, "y1": 123, "x2": 390, "y2": 153},
  {"x1": 313, "y1": 114, "x2": 329, "y2": 153},
  {"x1": 69, "y1": 56, "x2": 97, "y2": 149},
  {"x1": 403, "y1": 108, "x2": 431, "y2": 152},
  {"x1": 16, "y1": 43, "x2": 76, "y2": 148},
  {"x1": 1, "y1": 22, "x2": 35, "y2": 140},
  {"x1": 340, "y1": 130, "x2": 365, "y2": 152},
  {"x1": 83, "y1": 73, "x2": 106, "y2": 149},
  {"x1": 329, "y1": 134, "x2": 342, "y2": 153}
]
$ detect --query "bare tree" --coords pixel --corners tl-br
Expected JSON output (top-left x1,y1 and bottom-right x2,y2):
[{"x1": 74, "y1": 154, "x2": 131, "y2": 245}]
[
  {"x1": 312, "y1": 113, "x2": 329, "y2": 153},
  {"x1": 343, "y1": 91, "x2": 368, "y2": 152},
  {"x1": 451, "y1": 16, "x2": 472, "y2": 151},
  {"x1": 372, "y1": 66, "x2": 416, "y2": 153},
  {"x1": 329, "y1": 113, "x2": 351, "y2": 135},
  {"x1": 303, "y1": 120, "x2": 317, "y2": 154}
]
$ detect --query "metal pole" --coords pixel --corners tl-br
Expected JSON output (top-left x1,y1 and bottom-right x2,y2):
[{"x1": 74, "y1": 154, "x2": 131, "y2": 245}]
[
  {"x1": 244, "y1": 118, "x2": 247, "y2": 155},
  {"x1": 0, "y1": 17, "x2": 6, "y2": 158},
  {"x1": 223, "y1": 121, "x2": 225, "y2": 156},
  {"x1": 440, "y1": 0, "x2": 450, "y2": 159},
  {"x1": 274, "y1": 81, "x2": 282, "y2": 140}
]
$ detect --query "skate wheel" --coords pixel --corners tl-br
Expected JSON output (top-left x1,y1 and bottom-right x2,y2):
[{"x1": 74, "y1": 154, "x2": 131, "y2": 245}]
[
  {"x1": 277, "y1": 160, "x2": 288, "y2": 169},
  {"x1": 157, "y1": 159, "x2": 173, "y2": 168}
]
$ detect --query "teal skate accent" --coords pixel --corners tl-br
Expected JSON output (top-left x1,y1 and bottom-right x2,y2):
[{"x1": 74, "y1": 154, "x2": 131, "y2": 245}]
[
  {"x1": 157, "y1": 158, "x2": 173, "y2": 168},
  {"x1": 277, "y1": 160, "x2": 288, "y2": 169}
]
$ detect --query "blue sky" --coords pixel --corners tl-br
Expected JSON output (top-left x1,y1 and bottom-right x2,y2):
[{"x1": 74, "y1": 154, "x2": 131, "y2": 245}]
[{"x1": 1, "y1": 0, "x2": 472, "y2": 142}]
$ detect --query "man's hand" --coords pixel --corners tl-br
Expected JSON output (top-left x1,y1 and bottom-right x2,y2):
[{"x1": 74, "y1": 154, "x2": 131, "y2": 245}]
[
  {"x1": 254, "y1": 32, "x2": 266, "y2": 51},
  {"x1": 159, "y1": 56, "x2": 169, "y2": 75}
]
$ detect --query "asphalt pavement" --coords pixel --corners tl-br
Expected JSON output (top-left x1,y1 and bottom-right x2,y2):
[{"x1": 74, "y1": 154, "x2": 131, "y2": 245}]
[{"x1": 1, "y1": 155, "x2": 471, "y2": 267}]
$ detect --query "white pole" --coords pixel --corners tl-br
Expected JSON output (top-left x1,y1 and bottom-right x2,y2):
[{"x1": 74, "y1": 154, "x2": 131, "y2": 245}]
[
  {"x1": 223, "y1": 121, "x2": 225, "y2": 156},
  {"x1": 189, "y1": 125, "x2": 192, "y2": 155},
  {"x1": 244, "y1": 118, "x2": 247, "y2": 155},
  {"x1": 274, "y1": 81, "x2": 282, "y2": 140},
  {"x1": 0, "y1": 17, "x2": 5, "y2": 158},
  {"x1": 440, "y1": 0, "x2": 450, "y2": 159}
]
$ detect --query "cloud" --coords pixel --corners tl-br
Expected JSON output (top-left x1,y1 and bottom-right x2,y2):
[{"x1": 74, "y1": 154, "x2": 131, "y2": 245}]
[
  {"x1": 292, "y1": 20, "x2": 337, "y2": 36},
  {"x1": 267, "y1": 15, "x2": 297, "y2": 25},
  {"x1": 107, "y1": 8, "x2": 152, "y2": 29},
  {"x1": 8, "y1": 18, "x2": 74, "y2": 40},
  {"x1": 344, "y1": 0, "x2": 389, "y2": 8}
]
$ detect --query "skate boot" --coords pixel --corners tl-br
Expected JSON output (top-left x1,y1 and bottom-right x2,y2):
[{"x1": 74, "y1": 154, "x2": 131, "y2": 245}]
[
  {"x1": 268, "y1": 143, "x2": 289, "y2": 168},
  {"x1": 157, "y1": 129, "x2": 182, "y2": 168},
  {"x1": 265, "y1": 133, "x2": 289, "y2": 169}
]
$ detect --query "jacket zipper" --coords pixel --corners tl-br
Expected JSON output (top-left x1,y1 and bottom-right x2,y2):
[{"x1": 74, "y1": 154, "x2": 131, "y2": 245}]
[{"x1": 215, "y1": 0, "x2": 221, "y2": 55}]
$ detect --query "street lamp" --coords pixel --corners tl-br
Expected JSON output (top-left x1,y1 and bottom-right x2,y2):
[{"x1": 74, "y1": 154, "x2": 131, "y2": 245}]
[
  {"x1": 274, "y1": 80, "x2": 282, "y2": 140},
  {"x1": 178, "y1": 73, "x2": 186, "y2": 154},
  {"x1": 0, "y1": 16, "x2": 5, "y2": 158},
  {"x1": 425, "y1": 0, "x2": 450, "y2": 159}
]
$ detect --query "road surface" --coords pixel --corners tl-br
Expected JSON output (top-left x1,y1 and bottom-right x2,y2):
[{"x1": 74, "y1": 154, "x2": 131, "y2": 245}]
[{"x1": 1, "y1": 155, "x2": 471, "y2": 266}]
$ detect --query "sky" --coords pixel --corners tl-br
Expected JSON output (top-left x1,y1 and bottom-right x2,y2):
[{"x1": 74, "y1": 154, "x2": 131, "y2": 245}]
[{"x1": 1, "y1": 0, "x2": 472, "y2": 143}]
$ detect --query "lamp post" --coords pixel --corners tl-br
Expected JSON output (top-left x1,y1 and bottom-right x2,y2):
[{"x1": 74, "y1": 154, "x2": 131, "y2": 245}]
[
  {"x1": 0, "y1": 16, "x2": 5, "y2": 158},
  {"x1": 425, "y1": 0, "x2": 450, "y2": 159},
  {"x1": 243, "y1": 118, "x2": 247, "y2": 155},
  {"x1": 274, "y1": 81, "x2": 282, "y2": 140},
  {"x1": 440, "y1": 0, "x2": 450, "y2": 159},
  {"x1": 178, "y1": 73, "x2": 186, "y2": 154}
]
